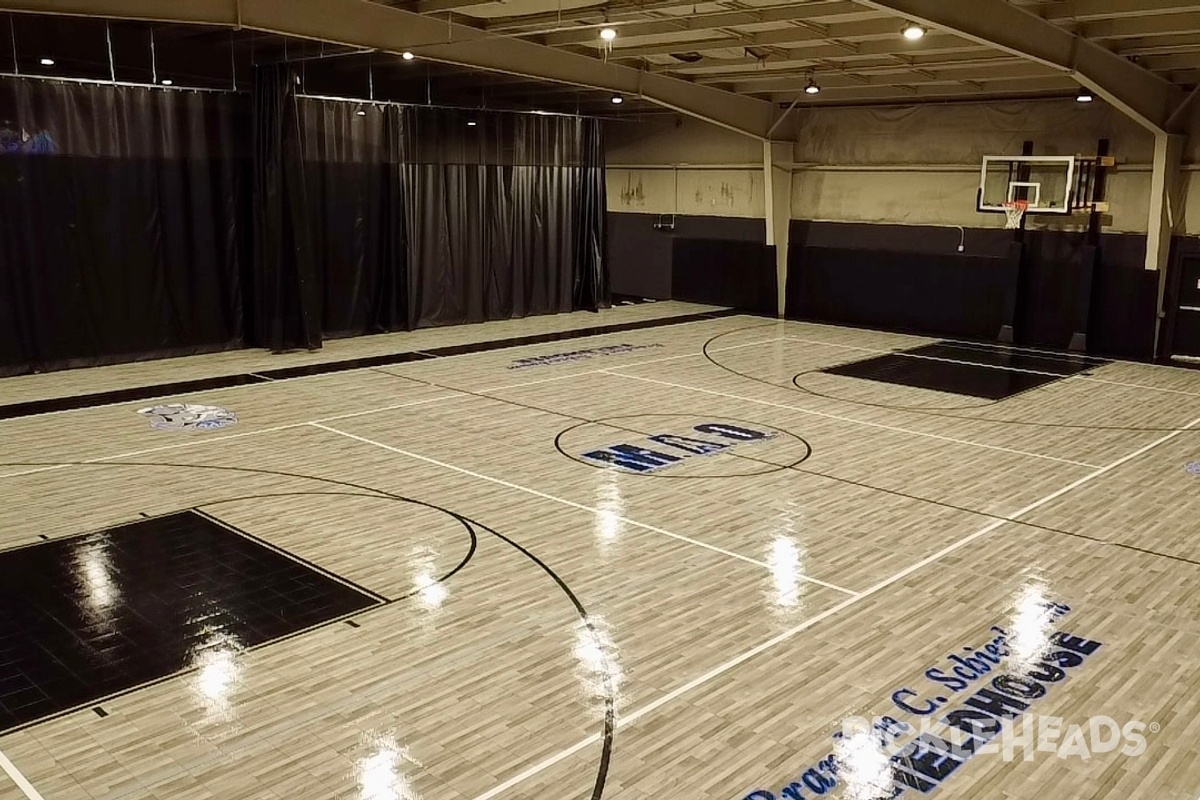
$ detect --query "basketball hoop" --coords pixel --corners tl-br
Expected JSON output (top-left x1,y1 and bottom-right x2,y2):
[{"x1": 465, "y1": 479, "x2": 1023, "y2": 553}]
[{"x1": 1002, "y1": 200, "x2": 1029, "y2": 230}]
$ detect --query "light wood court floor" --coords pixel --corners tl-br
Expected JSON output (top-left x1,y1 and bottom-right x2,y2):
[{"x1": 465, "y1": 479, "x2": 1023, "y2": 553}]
[{"x1": 2, "y1": 304, "x2": 1200, "y2": 800}]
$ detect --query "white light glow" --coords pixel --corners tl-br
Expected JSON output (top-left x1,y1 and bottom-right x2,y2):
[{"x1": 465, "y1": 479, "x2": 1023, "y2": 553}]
[
  {"x1": 835, "y1": 730, "x2": 897, "y2": 800},
  {"x1": 402, "y1": 52, "x2": 415, "y2": 61},
  {"x1": 40, "y1": 58, "x2": 54, "y2": 67},
  {"x1": 594, "y1": 475, "x2": 624, "y2": 544},
  {"x1": 599, "y1": 27, "x2": 617, "y2": 41},
  {"x1": 358, "y1": 738, "x2": 422, "y2": 800},
  {"x1": 902, "y1": 23, "x2": 926, "y2": 40},
  {"x1": 1007, "y1": 583, "x2": 1054, "y2": 671},
  {"x1": 768, "y1": 535, "x2": 802, "y2": 608}
]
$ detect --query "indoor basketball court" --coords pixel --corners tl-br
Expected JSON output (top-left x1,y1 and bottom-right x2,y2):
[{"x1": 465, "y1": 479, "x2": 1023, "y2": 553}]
[{"x1": 3, "y1": 1, "x2": 1200, "y2": 800}]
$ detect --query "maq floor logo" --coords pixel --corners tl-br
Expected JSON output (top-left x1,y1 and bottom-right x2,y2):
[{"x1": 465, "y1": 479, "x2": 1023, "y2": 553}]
[{"x1": 555, "y1": 414, "x2": 812, "y2": 478}]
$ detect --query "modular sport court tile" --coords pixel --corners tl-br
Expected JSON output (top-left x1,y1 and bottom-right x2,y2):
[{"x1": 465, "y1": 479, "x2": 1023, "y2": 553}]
[{"x1": 1, "y1": 302, "x2": 1200, "y2": 800}]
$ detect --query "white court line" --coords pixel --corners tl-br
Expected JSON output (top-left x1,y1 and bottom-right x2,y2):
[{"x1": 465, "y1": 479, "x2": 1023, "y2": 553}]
[
  {"x1": 308, "y1": 422, "x2": 859, "y2": 597},
  {"x1": 0, "y1": 312, "x2": 743, "y2": 424},
  {"x1": 0, "y1": 339, "x2": 784, "y2": 482},
  {"x1": 0, "y1": 393, "x2": 466, "y2": 480},
  {"x1": 604, "y1": 372, "x2": 1102, "y2": 469},
  {"x1": 0, "y1": 751, "x2": 45, "y2": 800},
  {"x1": 466, "y1": 411, "x2": 1200, "y2": 800},
  {"x1": 784, "y1": 335, "x2": 1200, "y2": 398},
  {"x1": 785, "y1": 318, "x2": 1200, "y2": 375}
]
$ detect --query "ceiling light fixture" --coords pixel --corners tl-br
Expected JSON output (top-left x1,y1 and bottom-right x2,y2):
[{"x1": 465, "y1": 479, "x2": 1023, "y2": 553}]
[
  {"x1": 467, "y1": 120, "x2": 478, "y2": 126},
  {"x1": 356, "y1": 108, "x2": 367, "y2": 116},
  {"x1": 804, "y1": 78, "x2": 821, "y2": 95},
  {"x1": 611, "y1": 94, "x2": 624, "y2": 105},
  {"x1": 40, "y1": 57, "x2": 54, "y2": 67},
  {"x1": 402, "y1": 51, "x2": 415, "y2": 61},
  {"x1": 600, "y1": 27, "x2": 617, "y2": 42},
  {"x1": 1076, "y1": 86, "x2": 1095, "y2": 103},
  {"x1": 901, "y1": 23, "x2": 927, "y2": 40},
  {"x1": 160, "y1": 79, "x2": 173, "y2": 86}
]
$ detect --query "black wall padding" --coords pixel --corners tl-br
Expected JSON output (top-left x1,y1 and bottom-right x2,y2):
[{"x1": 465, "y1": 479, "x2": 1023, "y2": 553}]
[
  {"x1": 671, "y1": 238, "x2": 777, "y2": 314},
  {"x1": 786, "y1": 244, "x2": 1021, "y2": 340},
  {"x1": 608, "y1": 213, "x2": 766, "y2": 300},
  {"x1": 1015, "y1": 233, "x2": 1097, "y2": 351},
  {"x1": 0, "y1": 78, "x2": 247, "y2": 377},
  {"x1": 1090, "y1": 262, "x2": 1159, "y2": 360}
]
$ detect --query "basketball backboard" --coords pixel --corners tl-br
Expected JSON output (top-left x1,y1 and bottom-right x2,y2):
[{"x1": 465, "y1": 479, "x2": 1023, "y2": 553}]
[{"x1": 978, "y1": 156, "x2": 1076, "y2": 215}]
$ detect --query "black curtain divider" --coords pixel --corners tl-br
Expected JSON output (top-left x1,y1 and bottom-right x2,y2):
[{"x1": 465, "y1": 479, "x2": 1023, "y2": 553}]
[
  {"x1": 251, "y1": 65, "x2": 321, "y2": 352},
  {"x1": 297, "y1": 101, "x2": 406, "y2": 337},
  {"x1": 288, "y1": 100, "x2": 608, "y2": 333},
  {"x1": 0, "y1": 78, "x2": 246, "y2": 377},
  {"x1": 0, "y1": 76, "x2": 607, "y2": 376},
  {"x1": 391, "y1": 106, "x2": 606, "y2": 328},
  {"x1": 574, "y1": 118, "x2": 608, "y2": 312}
]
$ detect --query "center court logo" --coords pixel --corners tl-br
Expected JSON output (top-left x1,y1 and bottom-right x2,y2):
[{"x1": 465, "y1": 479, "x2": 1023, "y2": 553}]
[
  {"x1": 580, "y1": 421, "x2": 775, "y2": 473},
  {"x1": 558, "y1": 415, "x2": 813, "y2": 478}
]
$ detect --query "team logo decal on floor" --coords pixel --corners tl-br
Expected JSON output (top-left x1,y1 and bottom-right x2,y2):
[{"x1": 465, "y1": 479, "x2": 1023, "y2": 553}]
[
  {"x1": 137, "y1": 403, "x2": 238, "y2": 431},
  {"x1": 508, "y1": 343, "x2": 663, "y2": 369},
  {"x1": 744, "y1": 601, "x2": 1121, "y2": 800},
  {"x1": 557, "y1": 414, "x2": 812, "y2": 477},
  {"x1": 1187, "y1": 461, "x2": 1200, "y2": 475}
]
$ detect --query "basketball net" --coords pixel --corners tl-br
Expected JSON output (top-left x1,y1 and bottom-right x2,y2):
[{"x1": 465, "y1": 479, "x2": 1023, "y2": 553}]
[{"x1": 1003, "y1": 200, "x2": 1029, "y2": 230}]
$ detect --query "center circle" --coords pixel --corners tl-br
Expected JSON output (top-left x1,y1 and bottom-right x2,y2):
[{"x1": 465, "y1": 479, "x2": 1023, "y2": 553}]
[{"x1": 554, "y1": 414, "x2": 812, "y2": 478}]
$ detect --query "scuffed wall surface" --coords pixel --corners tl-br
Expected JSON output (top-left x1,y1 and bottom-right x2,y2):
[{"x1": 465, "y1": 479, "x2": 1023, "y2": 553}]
[
  {"x1": 606, "y1": 167, "x2": 764, "y2": 217},
  {"x1": 605, "y1": 115, "x2": 764, "y2": 218},
  {"x1": 789, "y1": 98, "x2": 1165, "y2": 234}
]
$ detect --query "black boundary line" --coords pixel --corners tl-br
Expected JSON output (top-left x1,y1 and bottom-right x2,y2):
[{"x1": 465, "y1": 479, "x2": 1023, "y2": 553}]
[
  {"x1": 0, "y1": 309, "x2": 739, "y2": 422},
  {"x1": 384, "y1": 364, "x2": 1200, "y2": 567},
  {"x1": 368, "y1": 367, "x2": 813, "y2": 478},
  {"x1": 0, "y1": 461, "x2": 613, "y2": 800},
  {"x1": 685, "y1": 330, "x2": 1200, "y2": 570},
  {"x1": 704, "y1": 324, "x2": 1200, "y2": 433},
  {"x1": 191, "y1": 507, "x2": 391, "y2": 605}
]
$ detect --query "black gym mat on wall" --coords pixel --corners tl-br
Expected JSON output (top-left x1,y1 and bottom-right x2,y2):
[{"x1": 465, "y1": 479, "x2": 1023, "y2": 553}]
[
  {"x1": 786, "y1": 243, "x2": 1022, "y2": 340},
  {"x1": 672, "y1": 237, "x2": 777, "y2": 315}
]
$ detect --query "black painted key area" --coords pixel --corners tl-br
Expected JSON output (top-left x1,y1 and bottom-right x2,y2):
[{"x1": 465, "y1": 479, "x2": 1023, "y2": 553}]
[
  {"x1": 903, "y1": 342, "x2": 1103, "y2": 376},
  {"x1": 822, "y1": 352, "x2": 1060, "y2": 400},
  {"x1": 0, "y1": 511, "x2": 380, "y2": 733}
]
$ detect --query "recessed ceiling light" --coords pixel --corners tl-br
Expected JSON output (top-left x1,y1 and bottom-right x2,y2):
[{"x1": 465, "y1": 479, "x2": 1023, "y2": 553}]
[
  {"x1": 402, "y1": 51, "x2": 415, "y2": 61},
  {"x1": 39, "y1": 57, "x2": 54, "y2": 67},
  {"x1": 611, "y1": 95, "x2": 624, "y2": 105},
  {"x1": 1076, "y1": 86, "x2": 1095, "y2": 103},
  {"x1": 804, "y1": 78, "x2": 821, "y2": 95},
  {"x1": 356, "y1": 109, "x2": 367, "y2": 116},
  {"x1": 467, "y1": 120, "x2": 477, "y2": 126},
  {"x1": 160, "y1": 79, "x2": 173, "y2": 86},
  {"x1": 600, "y1": 27, "x2": 617, "y2": 41},
  {"x1": 901, "y1": 23, "x2": 926, "y2": 40}
]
